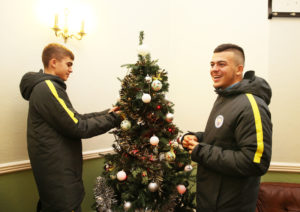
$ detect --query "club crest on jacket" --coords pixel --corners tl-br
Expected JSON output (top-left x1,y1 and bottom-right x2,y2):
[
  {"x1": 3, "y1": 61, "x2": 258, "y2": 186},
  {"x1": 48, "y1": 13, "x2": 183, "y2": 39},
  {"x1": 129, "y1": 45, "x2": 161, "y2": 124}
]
[{"x1": 215, "y1": 115, "x2": 224, "y2": 128}]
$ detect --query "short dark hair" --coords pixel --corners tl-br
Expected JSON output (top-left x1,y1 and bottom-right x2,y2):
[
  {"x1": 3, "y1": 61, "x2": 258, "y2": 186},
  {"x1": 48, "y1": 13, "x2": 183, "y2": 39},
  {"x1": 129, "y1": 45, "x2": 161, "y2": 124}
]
[
  {"x1": 42, "y1": 43, "x2": 74, "y2": 68},
  {"x1": 214, "y1": 43, "x2": 245, "y2": 65}
]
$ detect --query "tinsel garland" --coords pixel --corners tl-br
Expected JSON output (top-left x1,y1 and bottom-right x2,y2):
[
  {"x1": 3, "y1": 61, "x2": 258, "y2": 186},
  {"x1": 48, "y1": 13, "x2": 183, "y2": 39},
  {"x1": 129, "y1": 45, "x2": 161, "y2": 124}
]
[{"x1": 94, "y1": 176, "x2": 117, "y2": 212}]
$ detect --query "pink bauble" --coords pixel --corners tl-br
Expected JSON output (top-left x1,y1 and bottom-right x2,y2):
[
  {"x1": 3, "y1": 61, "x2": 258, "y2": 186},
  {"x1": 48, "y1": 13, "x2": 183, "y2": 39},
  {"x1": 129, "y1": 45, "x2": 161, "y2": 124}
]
[
  {"x1": 117, "y1": 170, "x2": 127, "y2": 181},
  {"x1": 177, "y1": 184, "x2": 186, "y2": 194}
]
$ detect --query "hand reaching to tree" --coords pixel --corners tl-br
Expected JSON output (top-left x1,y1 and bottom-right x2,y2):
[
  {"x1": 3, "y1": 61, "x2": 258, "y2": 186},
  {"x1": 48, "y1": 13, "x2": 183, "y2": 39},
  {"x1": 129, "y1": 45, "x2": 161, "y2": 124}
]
[
  {"x1": 109, "y1": 106, "x2": 121, "y2": 114},
  {"x1": 182, "y1": 135, "x2": 199, "y2": 154}
]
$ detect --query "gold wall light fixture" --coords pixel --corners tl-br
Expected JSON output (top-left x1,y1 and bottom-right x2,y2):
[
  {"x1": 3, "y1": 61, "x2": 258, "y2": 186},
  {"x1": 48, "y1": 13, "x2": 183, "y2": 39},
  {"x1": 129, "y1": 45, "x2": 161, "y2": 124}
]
[{"x1": 52, "y1": 8, "x2": 86, "y2": 43}]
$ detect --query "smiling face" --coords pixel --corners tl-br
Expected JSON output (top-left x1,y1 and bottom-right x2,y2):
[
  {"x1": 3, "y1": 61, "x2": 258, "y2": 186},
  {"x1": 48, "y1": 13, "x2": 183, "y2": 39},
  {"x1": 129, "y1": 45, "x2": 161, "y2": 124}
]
[{"x1": 210, "y1": 51, "x2": 243, "y2": 89}]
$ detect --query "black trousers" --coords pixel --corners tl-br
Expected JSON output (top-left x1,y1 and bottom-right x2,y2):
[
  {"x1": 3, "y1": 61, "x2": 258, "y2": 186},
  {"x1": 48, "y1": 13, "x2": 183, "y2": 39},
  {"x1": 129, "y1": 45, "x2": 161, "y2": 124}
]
[{"x1": 36, "y1": 199, "x2": 82, "y2": 212}]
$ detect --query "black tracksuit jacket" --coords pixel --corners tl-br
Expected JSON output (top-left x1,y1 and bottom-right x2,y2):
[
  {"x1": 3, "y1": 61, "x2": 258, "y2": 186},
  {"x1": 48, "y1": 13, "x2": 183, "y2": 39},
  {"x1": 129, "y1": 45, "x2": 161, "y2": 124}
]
[
  {"x1": 20, "y1": 70, "x2": 121, "y2": 212},
  {"x1": 191, "y1": 71, "x2": 272, "y2": 212}
]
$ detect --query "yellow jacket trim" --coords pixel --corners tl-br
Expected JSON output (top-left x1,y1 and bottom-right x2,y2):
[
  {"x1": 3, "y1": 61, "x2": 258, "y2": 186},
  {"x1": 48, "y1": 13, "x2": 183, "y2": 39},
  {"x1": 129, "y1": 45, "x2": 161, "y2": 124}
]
[
  {"x1": 45, "y1": 80, "x2": 78, "y2": 124},
  {"x1": 246, "y1": 93, "x2": 263, "y2": 163}
]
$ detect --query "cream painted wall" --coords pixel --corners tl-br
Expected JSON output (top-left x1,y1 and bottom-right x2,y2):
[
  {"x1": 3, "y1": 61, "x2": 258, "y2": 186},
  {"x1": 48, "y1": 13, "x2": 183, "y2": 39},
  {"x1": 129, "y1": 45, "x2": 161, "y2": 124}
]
[
  {"x1": 0, "y1": 0, "x2": 299, "y2": 164},
  {"x1": 268, "y1": 18, "x2": 300, "y2": 163},
  {"x1": 0, "y1": 0, "x2": 171, "y2": 164}
]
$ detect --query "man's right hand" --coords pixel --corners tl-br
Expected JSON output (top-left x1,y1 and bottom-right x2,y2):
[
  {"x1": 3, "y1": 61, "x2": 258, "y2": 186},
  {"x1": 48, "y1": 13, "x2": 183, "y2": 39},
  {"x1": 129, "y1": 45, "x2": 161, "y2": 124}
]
[{"x1": 109, "y1": 106, "x2": 121, "y2": 114}]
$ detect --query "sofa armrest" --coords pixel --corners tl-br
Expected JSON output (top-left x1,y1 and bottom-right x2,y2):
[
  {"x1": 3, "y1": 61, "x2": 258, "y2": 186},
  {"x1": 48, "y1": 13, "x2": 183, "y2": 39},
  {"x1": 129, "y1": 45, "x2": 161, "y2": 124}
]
[{"x1": 256, "y1": 182, "x2": 300, "y2": 212}]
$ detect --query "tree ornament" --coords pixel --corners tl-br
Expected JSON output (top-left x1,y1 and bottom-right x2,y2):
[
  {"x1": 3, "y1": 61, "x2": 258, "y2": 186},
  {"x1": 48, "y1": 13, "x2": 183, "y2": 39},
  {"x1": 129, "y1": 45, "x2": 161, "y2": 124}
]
[
  {"x1": 137, "y1": 44, "x2": 150, "y2": 56},
  {"x1": 117, "y1": 170, "x2": 127, "y2": 181},
  {"x1": 145, "y1": 74, "x2": 152, "y2": 84},
  {"x1": 156, "y1": 105, "x2": 161, "y2": 110},
  {"x1": 151, "y1": 79, "x2": 162, "y2": 91},
  {"x1": 153, "y1": 147, "x2": 159, "y2": 154},
  {"x1": 184, "y1": 165, "x2": 193, "y2": 172},
  {"x1": 142, "y1": 171, "x2": 147, "y2": 177},
  {"x1": 165, "y1": 148, "x2": 176, "y2": 162},
  {"x1": 177, "y1": 162, "x2": 184, "y2": 168},
  {"x1": 166, "y1": 113, "x2": 174, "y2": 122},
  {"x1": 110, "y1": 174, "x2": 117, "y2": 180},
  {"x1": 148, "y1": 182, "x2": 159, "y2": 192},
  {"x1": 104, "y1": 163, "x2": 114, "y2": 172},
  {"x1": 142, "y1": 93, "x2": 151, "y2": 103},
  {"x1": 159, "y1": 152, "x2": 166, "y2": 161},
  {"x1": 121, "y1": 120, "x2": 131, "y2": 131},
  {"x1": 124, "y1": 201, "x2": 132, "y2": 211},
  {"x1": 150, "y1": 135, "x2": 159, "y2": 146},
  {"x1": 177, "y1": 184, "x2": 187, "y2": 194},
  {"x1": 172, "y1": 141, "x2": 179, "y2": 149}
]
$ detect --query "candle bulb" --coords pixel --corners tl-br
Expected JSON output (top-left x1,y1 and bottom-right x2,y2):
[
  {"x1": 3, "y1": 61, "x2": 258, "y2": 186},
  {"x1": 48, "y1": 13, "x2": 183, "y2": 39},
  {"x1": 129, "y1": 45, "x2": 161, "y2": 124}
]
[
  {"x1": 80, "y1": 20, "x2": 85, "y2": 32},
  {"x1": 54, "y1": 14, "x2": 58, "y2": 28}
]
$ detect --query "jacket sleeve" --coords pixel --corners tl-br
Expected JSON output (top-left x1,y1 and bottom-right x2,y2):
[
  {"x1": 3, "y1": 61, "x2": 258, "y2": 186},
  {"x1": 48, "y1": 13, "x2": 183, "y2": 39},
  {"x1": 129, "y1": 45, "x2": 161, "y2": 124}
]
[
  {"x1": 80, "y1": 109, "x2": 110, "y2": 119},
  {"x1": 31, "y1": 80, "x2": 121, "y2": 139},
  {"x1": 191, "y1": 97, "x2": 272, "y2": 177}
]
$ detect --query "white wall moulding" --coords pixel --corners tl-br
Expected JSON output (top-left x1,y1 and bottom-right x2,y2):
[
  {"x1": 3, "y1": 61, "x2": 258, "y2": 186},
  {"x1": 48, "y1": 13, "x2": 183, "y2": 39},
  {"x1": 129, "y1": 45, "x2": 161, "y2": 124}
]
[
  {"x1": 0, "y1": 148, "x2": 114, "y2": 175},
  {"x1": 1, "y1": 156, "x2": 300, "y2": 175},
  {"x1": 268, "y1": 162, "x2": 300, "y2": 173}
]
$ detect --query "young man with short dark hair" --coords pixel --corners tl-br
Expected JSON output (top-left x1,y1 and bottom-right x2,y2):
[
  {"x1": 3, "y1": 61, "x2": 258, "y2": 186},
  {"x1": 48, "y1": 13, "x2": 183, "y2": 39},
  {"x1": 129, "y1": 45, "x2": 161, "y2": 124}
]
[{"x1": 182, "y1": 44, "x2": 272, "y2": 212}]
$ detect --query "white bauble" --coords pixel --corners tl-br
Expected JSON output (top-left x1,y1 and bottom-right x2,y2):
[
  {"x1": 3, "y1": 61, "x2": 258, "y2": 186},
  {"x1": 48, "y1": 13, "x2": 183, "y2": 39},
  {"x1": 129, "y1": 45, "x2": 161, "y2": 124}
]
[
  {"x1": 124, "y1": 201, "x2": 132, "y2": 211},
  {"x1": 145, "y1": 75, "x2": 152, "y2": 84},
  {"x1": 142, "y1": 93, "x2": 151, "y2": 103},
  {"x1": 121, "y1": 120, "x2": 131, "y2": 131},
  {"x1": 137, "y1": 44, "x2": 150, "y2": 56},
  {"x1": 166, "y1": 113, "x2": 174, "y2": 122},
  {"x1": 151, "y1": 80, "x2": 162, "y2": 91},
  {"x1": 150, "y1": 135, "x2": 159, "y2": 146},
  {"x1": 117, "y1": 170, "x2": 127, "y2": 181},
  {"x1": 148, "y1": 182, "x2": 159, "y2": 192},
  {"x1": 184, "y1": 165, "x2": 193, "y2": 172},
  {"x1": 177, "y1": 184, "x2": 187, "y2": 194}
]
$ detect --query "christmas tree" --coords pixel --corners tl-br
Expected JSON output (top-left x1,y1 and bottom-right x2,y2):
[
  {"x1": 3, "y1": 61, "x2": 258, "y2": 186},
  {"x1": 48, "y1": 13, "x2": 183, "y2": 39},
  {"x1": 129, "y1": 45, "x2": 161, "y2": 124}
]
[{"x1": 94, "y1": 31, "x2": 196, "y2": 212}]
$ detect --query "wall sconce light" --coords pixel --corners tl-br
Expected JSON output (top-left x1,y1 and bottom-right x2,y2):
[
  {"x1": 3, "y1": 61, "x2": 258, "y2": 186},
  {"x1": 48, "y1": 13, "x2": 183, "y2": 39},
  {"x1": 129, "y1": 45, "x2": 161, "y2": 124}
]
[{"x1": 52, "y1": 9, "x2": 86, "y2": 43}]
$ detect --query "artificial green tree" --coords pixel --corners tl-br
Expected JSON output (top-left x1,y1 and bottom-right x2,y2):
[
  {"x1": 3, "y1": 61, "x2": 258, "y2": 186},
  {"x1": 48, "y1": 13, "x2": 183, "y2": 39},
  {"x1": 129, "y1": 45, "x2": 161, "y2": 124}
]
[{"x1": 94, "y1": 31, "x2": 196, "y2": 212}]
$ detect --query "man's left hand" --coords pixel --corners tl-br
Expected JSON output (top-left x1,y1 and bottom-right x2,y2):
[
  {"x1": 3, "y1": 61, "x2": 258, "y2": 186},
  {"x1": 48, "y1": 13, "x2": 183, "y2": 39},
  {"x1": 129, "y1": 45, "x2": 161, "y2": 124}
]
[{"x1": 188, "y1": 139, "x2": 199, "y2": 154}]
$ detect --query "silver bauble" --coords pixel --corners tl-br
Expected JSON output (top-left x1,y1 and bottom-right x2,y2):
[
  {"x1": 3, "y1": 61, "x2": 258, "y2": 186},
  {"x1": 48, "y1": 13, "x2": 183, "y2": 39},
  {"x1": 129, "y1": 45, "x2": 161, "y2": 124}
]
[
  {"x1": 121, "y1": 120, "x2": 131, "y2": 131},
  {"x1": 145, "y1": 75, "x2": 152, "y2": 83},
  {"x1": 159, "y1": 152, "x2": 166, "y2": 161},
  {"x1": 148, "y1": 182, "x2": 159, "y2": 192},
  {"x1": 184, "y1": 164, "x2": 193, "y2": 172},
  {"x1": 124, "y1": 201, "x2": 132, "y2": 211},
  {"x1": 166, "y1": 113, "x2": 174, "y2": 122}
]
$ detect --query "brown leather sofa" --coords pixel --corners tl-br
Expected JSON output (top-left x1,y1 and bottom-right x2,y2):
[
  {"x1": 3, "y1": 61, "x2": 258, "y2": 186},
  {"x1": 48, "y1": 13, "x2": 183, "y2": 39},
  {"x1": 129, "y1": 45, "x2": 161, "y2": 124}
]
[{"x1": 256, "y1": 182, "x2": 300, "y2": 212}]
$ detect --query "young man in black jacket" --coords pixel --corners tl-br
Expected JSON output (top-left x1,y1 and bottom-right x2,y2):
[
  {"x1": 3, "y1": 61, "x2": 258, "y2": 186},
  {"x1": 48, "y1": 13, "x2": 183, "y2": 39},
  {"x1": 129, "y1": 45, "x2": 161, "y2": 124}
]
[
  {"x1": 182, "y1": 44, "x2": 272, "y2": 212},
  {"x1": 20, "y1": 43, "x2": 121, "y2": 212}
]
